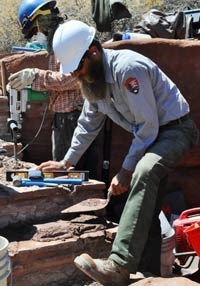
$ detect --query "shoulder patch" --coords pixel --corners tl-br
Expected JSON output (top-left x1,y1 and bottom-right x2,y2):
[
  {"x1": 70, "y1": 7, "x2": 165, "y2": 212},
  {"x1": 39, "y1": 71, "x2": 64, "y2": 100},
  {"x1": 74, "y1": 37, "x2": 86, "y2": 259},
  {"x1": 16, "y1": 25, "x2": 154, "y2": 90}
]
[{"x1": 125, "y1": 77, "x2": 139, "y2": 94}]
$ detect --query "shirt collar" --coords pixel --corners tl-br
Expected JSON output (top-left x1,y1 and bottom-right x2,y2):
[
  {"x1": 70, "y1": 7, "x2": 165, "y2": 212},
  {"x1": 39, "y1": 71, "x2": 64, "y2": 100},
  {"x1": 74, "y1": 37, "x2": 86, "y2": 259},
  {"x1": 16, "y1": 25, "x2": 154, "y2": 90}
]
[{"x1": 102, "y1": 48, "x2": 114, "y2": 84}]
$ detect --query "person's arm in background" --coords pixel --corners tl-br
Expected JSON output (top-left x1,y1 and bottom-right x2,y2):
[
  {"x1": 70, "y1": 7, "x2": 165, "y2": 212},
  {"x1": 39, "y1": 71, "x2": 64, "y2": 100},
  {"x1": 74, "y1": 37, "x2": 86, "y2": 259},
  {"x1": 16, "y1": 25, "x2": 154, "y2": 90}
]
[
  {"x1": 8, "y1": 68, "x2": 80, "y2": 92},
  {"x1": 32, "y1": 68, "x2": 80, "y2": 92},
  {"x1": 8, "y1": 53, "x2": 80, "y2": 91}
]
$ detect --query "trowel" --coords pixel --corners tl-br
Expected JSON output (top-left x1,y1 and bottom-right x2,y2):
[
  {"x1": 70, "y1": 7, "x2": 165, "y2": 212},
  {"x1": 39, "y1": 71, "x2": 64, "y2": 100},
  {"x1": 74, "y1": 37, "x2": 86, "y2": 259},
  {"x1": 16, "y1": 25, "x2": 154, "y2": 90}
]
[{"x1": 61, "y1": 190, "x2": 112, "y2": 213}]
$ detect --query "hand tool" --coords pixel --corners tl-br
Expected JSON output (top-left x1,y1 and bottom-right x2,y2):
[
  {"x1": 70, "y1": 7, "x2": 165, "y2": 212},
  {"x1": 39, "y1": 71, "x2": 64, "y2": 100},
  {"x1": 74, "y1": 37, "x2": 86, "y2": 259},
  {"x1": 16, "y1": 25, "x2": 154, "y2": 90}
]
[
  {"x1": 13, "y1": 180, "x2": 59, "y2": 187},
  {"x1": 12, "y1": 169, "x2": 83, "y2": 187},
  {"x1": 6, "y1": 169, "x2": 89, "y2": 181},
  {"x1": 61, "y1": 190, "x2": 112, "y2": 213},
  {"x1": 12, "y1": 177, "x2": 83, "y2": 187}
]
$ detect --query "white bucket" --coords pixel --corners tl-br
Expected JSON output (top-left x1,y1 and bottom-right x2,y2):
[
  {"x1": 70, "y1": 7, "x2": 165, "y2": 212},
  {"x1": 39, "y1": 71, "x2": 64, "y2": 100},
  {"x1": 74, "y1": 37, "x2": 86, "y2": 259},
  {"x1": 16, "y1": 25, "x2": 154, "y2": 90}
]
[
  {"x1": 0, "y1": 236, "x2": 11, "y2": 286},
  {"x1": 159, "y1": 212, "x2": 175, "y2": 277},
  {"x1": 159, "y1": 211, "x2": 173, "y2": 237}
]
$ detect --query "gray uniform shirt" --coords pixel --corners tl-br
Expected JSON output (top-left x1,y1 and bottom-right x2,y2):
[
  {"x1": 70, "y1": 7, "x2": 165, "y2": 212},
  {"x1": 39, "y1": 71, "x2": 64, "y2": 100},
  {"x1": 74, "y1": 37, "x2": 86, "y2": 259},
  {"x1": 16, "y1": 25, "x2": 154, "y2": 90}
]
[{"x1": 64, "y1": 48, "x2": 189, "y2": 171}]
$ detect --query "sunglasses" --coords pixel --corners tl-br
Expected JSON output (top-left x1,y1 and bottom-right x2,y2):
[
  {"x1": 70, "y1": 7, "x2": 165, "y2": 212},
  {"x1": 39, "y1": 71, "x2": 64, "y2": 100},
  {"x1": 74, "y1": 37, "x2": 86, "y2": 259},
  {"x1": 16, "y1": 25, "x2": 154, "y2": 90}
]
[{"x1": 75, "y1": 50, "x2": 90, "y2": 72}]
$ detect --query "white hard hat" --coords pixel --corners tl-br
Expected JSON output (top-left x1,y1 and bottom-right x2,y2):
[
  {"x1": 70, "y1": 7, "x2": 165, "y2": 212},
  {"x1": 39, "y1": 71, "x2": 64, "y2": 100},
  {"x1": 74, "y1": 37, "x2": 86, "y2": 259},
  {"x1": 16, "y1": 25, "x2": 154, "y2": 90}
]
[{"x1": 53, "y1": 20, "x2": 96, "y2": 73}]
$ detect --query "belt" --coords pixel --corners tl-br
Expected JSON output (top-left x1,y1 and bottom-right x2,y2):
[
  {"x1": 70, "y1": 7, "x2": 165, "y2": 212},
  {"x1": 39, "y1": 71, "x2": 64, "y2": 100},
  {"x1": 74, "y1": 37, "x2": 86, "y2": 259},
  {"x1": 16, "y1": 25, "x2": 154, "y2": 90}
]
[{"x1": 160, "y1": 113, "x2": 190, "y2": 130}]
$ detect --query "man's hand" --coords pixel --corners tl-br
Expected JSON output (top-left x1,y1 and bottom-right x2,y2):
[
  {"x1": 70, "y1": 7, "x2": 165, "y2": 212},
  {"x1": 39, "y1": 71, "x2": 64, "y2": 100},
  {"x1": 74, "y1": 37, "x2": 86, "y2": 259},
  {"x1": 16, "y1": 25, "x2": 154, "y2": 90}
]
[
  {"x1": 109, "y1": 168, "x2": 132, "y2": 196},
  {"x1": 8, "y1": 68, "x2": 36, "y2": 90},
  {"x1": 36, "y1": 160, "x2": 72, "y2": 171}
]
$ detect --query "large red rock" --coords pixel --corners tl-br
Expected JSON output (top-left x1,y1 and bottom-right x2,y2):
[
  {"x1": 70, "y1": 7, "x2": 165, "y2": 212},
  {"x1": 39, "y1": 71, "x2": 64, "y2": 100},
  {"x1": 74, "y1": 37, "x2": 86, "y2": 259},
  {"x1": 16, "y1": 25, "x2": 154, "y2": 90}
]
[
  {"x1": 0, "y1": 51, "x2": 53, "y2": 163},
  {"x1": 130, "y1": 276, "x2": 200, "y2": 286},
  {"x1": 0, "y1": 51, "x2": 49, "y2": 89}
]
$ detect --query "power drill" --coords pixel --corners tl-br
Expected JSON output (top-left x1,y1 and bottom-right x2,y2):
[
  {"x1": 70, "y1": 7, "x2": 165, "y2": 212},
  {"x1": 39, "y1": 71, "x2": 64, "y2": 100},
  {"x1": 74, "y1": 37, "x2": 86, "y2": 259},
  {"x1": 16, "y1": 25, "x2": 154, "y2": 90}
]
[
  {"x1": 7, "y1": 87, "x2": 49, "y2": 161},
  {"x1": 8, "y1": 87, "x2": 49, "y2": 130}
]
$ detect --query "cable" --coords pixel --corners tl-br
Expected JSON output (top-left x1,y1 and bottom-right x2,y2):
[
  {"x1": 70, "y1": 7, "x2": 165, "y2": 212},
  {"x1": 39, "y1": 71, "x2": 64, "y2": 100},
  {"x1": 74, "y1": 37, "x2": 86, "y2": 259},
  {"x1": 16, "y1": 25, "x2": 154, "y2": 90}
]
[{"x1": 17, "y1": 102, "x2": 49, "y2": 156}]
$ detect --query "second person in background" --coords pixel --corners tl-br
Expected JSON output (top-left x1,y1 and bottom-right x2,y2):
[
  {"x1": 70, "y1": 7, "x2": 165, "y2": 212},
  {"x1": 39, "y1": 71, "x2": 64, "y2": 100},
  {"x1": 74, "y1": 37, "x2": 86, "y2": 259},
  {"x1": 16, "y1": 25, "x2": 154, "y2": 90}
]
[{"x1": 8, "y1": 0, "x2": 103, "y2": 179}]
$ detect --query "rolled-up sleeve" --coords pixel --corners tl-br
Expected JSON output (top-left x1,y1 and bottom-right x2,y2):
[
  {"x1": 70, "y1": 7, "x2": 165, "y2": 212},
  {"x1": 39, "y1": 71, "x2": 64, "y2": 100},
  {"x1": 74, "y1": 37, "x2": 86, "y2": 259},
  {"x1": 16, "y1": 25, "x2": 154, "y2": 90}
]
[{"x1": 32, "y1": 69, "x2": 80, "y2": 91}]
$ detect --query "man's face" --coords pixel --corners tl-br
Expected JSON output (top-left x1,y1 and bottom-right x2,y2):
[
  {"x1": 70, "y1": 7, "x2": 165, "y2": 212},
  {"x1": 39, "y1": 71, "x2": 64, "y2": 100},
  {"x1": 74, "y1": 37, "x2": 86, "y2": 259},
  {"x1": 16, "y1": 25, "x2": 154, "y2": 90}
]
[
  {"x1": 73, "y1": 50, "x2": 106, "y2": 103},
  {"x1": 35, "y1": 15, "x2": 50, "y2": 35},
  {"x1": 28, "y1": 15, "x2": 49, "y2": 38},
  {"x1": 29, "y1": 14, "x2": 59, "y2": 53}
]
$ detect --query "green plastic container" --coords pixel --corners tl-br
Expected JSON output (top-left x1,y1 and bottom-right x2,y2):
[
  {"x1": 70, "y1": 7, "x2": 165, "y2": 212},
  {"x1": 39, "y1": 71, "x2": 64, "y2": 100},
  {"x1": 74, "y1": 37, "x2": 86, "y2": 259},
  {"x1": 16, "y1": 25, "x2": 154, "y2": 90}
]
[{"x1": 26, "y1": 86, "x2": 49, "y2": 101}]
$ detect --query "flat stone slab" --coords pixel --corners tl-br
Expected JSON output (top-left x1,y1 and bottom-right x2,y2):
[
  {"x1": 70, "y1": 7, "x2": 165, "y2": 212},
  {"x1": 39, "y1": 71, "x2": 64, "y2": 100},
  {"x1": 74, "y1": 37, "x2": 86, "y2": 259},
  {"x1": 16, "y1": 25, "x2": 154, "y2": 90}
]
[
  {"x1": 2, "y1": 215, "x2": 116, "y2": 286},
  {"x1": 0, "y1": 156, "x2": 106, "y2": 228}
]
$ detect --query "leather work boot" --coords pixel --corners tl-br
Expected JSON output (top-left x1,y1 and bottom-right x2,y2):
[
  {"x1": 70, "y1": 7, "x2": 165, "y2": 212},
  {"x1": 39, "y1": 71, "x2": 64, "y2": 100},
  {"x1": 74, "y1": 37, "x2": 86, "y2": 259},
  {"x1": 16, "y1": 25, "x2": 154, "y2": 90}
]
[{"x1": 74, "y1": 253, "x2": 130, "y2": 286}]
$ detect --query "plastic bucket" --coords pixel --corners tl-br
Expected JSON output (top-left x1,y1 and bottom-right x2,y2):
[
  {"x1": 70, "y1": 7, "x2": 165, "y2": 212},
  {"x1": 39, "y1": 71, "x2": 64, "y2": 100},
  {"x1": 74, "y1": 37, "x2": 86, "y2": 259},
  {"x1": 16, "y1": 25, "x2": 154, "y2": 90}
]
[
  {"x1": 184, "y1": 222, "x2": 200, "y2": 257},
  {"x1": 159, "y1": 211, "x2": 173, "y2": 237},
  {"x1": 161, "y1": 227, "x2": 175, "y2": 277},
  {"x1": 0, "y1": 236, "x2": 11, "y2": 286},
  {"x1": 159, "y1": 211, "x2": 175, "y2": 277}
]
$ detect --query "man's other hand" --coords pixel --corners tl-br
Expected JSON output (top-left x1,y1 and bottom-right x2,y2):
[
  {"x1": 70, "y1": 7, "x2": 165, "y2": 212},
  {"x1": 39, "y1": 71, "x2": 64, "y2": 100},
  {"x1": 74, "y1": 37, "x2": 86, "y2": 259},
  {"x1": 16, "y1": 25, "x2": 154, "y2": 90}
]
[
  {"x1": 36, "y1": 160, "x2": 71, "y2": 171},
  {"x1": 109, "y1": 168, "x2": 132, "y2": 196}
]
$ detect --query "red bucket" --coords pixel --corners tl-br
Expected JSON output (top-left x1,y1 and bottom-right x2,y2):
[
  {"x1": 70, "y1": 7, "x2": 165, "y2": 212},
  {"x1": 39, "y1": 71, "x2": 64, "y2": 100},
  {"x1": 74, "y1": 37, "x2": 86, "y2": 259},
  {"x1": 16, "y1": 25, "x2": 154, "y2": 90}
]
[{"x1": 184, "y1": 222, "x2": 200, "y2": 257}]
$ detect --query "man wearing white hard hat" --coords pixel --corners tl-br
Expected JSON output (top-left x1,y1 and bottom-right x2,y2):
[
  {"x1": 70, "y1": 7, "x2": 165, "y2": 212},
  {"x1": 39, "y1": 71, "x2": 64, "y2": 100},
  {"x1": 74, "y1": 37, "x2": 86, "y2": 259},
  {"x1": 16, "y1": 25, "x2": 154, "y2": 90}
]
[
  {"x1": 38, "y1": 20, "x2": 199, "y2": 286},
  {"x1": 8, "y1": 0, "x2": 102, "y2": 179}
]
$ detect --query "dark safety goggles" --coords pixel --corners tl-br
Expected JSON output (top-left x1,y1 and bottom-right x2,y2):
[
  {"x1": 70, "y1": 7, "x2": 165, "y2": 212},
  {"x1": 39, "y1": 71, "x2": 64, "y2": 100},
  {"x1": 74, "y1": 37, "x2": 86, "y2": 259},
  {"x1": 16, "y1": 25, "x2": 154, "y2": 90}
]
[{"x1": 75, "y1": 50, "x2": 90, "y2": 72}]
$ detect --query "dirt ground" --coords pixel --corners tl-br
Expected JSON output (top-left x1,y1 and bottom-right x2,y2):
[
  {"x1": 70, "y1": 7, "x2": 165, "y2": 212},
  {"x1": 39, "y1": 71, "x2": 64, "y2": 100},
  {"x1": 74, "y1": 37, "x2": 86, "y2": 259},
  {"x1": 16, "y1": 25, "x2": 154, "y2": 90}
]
[{"x1": 65, "y1": 262, "x2": 200, "y2": 286}]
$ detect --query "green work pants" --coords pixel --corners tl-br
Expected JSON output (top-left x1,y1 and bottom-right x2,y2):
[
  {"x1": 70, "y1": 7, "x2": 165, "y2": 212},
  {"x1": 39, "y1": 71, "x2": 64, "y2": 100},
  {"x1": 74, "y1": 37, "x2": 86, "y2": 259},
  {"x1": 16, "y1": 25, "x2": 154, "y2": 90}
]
[{"x1": 109, "y1": 118, "x2": 199, "y2": 274}]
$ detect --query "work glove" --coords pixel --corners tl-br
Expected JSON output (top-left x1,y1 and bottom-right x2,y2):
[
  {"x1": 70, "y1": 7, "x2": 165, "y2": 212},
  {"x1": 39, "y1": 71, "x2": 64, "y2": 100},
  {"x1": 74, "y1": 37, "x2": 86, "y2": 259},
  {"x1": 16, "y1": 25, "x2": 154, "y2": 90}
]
[{"x1": 8, "y1": 68, "x2": 36, "y2": 90}]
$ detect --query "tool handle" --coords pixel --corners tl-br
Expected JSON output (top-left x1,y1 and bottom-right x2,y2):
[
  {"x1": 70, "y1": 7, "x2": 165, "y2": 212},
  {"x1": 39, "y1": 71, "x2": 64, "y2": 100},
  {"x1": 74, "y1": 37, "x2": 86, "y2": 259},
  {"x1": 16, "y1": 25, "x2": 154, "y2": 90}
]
[
  {"x1": 19, "y1": 180, "x2": 58, "y2": 187},
  {"x1": 107, "y1": 190, "x2": 112, "y2": 202},
  {"x1": 43, "y1": 178, "x2": 82, "y2": 185},
  {"x1": 179, "y1": 207, "x2": 200, "y2": 219}
]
